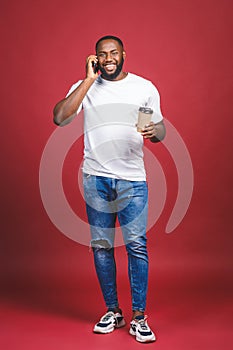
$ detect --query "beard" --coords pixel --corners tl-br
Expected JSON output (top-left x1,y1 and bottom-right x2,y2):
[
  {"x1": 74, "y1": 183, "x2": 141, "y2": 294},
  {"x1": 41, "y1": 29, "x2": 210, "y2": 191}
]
[{"x1": 99, "y1": 58, "x2": 124, "y2": 81}]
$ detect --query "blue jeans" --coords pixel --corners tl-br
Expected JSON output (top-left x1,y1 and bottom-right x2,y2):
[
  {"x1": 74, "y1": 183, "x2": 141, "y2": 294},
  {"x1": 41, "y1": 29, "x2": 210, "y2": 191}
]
[{"x1": 83, "y1": 174, "x2": 149, "y2": 312}]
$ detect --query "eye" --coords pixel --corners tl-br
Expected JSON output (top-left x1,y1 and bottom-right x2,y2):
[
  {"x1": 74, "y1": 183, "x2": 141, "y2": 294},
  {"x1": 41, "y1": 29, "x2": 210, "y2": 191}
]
[
  {"x1": 98, "y1": 53, "x2": 106, "y2": 58},
  {"x1": 111, "y1": 51, "x2": 118, "y2": 56}
]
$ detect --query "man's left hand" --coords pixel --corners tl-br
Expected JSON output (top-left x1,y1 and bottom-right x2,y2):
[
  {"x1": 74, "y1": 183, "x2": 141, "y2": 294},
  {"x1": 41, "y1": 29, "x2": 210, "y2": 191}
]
[{"x1": 141, "y1": 121, "x2": 166, "y2": 143}]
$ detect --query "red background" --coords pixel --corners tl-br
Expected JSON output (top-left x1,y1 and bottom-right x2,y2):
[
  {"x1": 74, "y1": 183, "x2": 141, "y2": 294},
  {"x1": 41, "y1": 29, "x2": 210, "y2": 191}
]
[{"x1": 1, "y1": 0, "x2": 233, "y2": 349}]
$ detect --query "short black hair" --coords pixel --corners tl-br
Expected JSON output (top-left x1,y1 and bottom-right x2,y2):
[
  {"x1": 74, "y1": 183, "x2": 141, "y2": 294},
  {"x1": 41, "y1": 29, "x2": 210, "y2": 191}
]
[{"x1": 95, "y1": 35, "x2": 124, "y2": 52}]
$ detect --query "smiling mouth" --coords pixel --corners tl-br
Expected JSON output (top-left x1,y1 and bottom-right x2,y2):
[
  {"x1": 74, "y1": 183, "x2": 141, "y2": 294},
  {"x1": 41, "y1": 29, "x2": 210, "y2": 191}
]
[{"x1": 104, "y1": 64, "x2": 116, "y2": 72}]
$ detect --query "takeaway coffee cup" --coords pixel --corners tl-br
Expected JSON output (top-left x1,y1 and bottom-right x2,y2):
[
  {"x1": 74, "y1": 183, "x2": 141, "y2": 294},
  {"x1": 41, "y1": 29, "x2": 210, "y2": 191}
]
[{"x1": 137, "y1": 107, "x2": 153, "y2": 132}]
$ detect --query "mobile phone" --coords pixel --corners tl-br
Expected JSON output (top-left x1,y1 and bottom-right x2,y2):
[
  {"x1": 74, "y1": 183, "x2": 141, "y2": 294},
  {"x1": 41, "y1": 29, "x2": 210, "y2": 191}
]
[{"x1": 92, "y1": 61, "x2": 99, "y2": 74}]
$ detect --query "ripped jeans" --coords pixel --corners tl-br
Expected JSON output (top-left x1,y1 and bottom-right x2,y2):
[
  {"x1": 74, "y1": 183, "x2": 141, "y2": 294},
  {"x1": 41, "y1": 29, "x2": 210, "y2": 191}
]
[{"x1": 83, "y1": 173, "x2": 149, "y2": 312}]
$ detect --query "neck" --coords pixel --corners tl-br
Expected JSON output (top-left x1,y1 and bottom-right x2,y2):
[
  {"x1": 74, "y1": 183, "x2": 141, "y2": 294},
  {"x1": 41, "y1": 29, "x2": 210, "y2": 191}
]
[{"x1": 102, "y1": 71, "x2": 128, "y2": 81}]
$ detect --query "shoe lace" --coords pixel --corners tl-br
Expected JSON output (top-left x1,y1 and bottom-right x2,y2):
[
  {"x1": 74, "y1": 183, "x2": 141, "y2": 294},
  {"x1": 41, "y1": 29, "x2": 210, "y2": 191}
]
[
  {"x1": 101, "y1": 312, "x2": 114, "y2": 322},
  {"x1": 138, "y1": 316, "x2": 149, "y2": 330}
]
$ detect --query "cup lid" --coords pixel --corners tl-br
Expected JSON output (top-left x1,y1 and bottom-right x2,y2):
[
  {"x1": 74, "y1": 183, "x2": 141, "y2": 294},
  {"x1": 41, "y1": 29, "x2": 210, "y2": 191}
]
[{"x1": 139, "y1": 107, "x2": 153, "y2": 114}]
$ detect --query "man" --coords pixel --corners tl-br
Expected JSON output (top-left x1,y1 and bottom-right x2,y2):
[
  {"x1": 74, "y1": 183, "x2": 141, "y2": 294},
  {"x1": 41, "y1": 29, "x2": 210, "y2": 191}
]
[{"x1": 53, "y1": 35, "x2": 166, "y2": 343}]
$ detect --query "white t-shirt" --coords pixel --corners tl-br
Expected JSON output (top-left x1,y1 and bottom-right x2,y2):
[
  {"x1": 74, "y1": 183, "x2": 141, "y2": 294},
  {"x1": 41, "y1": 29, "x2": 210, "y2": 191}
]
[{"x1": 67, "y1": 73, "x2": 163, "y2": 181}]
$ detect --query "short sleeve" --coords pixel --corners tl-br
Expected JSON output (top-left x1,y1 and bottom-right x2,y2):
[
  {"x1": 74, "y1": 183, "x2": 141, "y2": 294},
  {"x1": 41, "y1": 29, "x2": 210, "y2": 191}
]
[
  {"x1": 147, "y1": 82, "x2": 164, "y2": 123},
  {"x1": 65, "y1": 80, "x2": 83, "y2": 97}
]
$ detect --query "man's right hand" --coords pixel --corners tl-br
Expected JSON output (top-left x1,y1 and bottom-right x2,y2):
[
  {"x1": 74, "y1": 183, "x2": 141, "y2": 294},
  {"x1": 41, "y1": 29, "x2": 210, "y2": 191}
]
[{"x1": 86, "y1": 55, "x2": 99, "y2": 80}]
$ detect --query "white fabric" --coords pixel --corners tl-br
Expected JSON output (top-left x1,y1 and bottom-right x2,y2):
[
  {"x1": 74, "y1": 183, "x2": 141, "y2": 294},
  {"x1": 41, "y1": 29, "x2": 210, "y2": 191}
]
[{"x1": 66, "y1": 73, "x2": 163, "y2": 181}]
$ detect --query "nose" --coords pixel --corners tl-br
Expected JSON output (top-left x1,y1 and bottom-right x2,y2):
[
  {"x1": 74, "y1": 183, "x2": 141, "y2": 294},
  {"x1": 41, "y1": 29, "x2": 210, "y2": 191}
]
[{"x1": 105, "y1": 52, "x2": 113, "y2": 61}]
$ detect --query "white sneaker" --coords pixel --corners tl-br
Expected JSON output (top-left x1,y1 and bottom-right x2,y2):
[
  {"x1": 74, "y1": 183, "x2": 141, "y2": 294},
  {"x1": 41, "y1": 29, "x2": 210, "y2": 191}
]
[
  {"x1": 129, "y1": 316, "x2": 156, "y2": 343},
  {"x1": 93, "y1": 311, "x2": 126, "y2": 334}
]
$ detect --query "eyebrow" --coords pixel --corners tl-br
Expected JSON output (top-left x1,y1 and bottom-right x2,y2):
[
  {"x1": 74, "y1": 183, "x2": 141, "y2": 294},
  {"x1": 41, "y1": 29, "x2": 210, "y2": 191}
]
[{"x1": 97, "y1": 49, "x2": 119, "y2": 53}]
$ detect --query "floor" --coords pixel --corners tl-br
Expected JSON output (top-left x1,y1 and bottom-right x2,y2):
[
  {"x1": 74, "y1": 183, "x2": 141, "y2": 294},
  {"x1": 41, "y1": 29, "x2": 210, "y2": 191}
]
[{"x1": 1, "y1": 268, "x2": 232, "y2": 350}]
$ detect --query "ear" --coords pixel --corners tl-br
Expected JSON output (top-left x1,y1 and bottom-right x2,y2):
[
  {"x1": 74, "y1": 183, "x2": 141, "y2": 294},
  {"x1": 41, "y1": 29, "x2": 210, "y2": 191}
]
[{"x1": 123, "y1": 51, "x2": 126, "y2": 59}]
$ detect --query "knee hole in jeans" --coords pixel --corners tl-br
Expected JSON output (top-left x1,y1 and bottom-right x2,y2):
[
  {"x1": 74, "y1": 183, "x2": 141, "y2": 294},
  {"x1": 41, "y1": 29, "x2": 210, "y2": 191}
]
[{"x1": 91, "y1": 239, "x2": 112, "y2": 249}]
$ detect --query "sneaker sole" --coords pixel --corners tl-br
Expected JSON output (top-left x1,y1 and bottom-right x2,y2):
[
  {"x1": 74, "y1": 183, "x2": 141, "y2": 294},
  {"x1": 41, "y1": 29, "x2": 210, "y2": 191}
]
[
  {"x1": 136, "y1": 335, "x2": 156, "y2": 343},
  {"x1": 129, "y1": 328, "x2": 156, "y2": 343},
  {"x1": 93, "y1": 326, "x2": 115, "y2": 334}
]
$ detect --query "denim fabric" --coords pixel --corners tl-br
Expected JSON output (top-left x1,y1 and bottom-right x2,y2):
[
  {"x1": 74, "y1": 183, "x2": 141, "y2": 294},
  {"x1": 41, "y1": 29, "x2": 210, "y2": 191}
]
[{"x1": 83, "y1": 174, "x2": 149, "y2": 311}]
